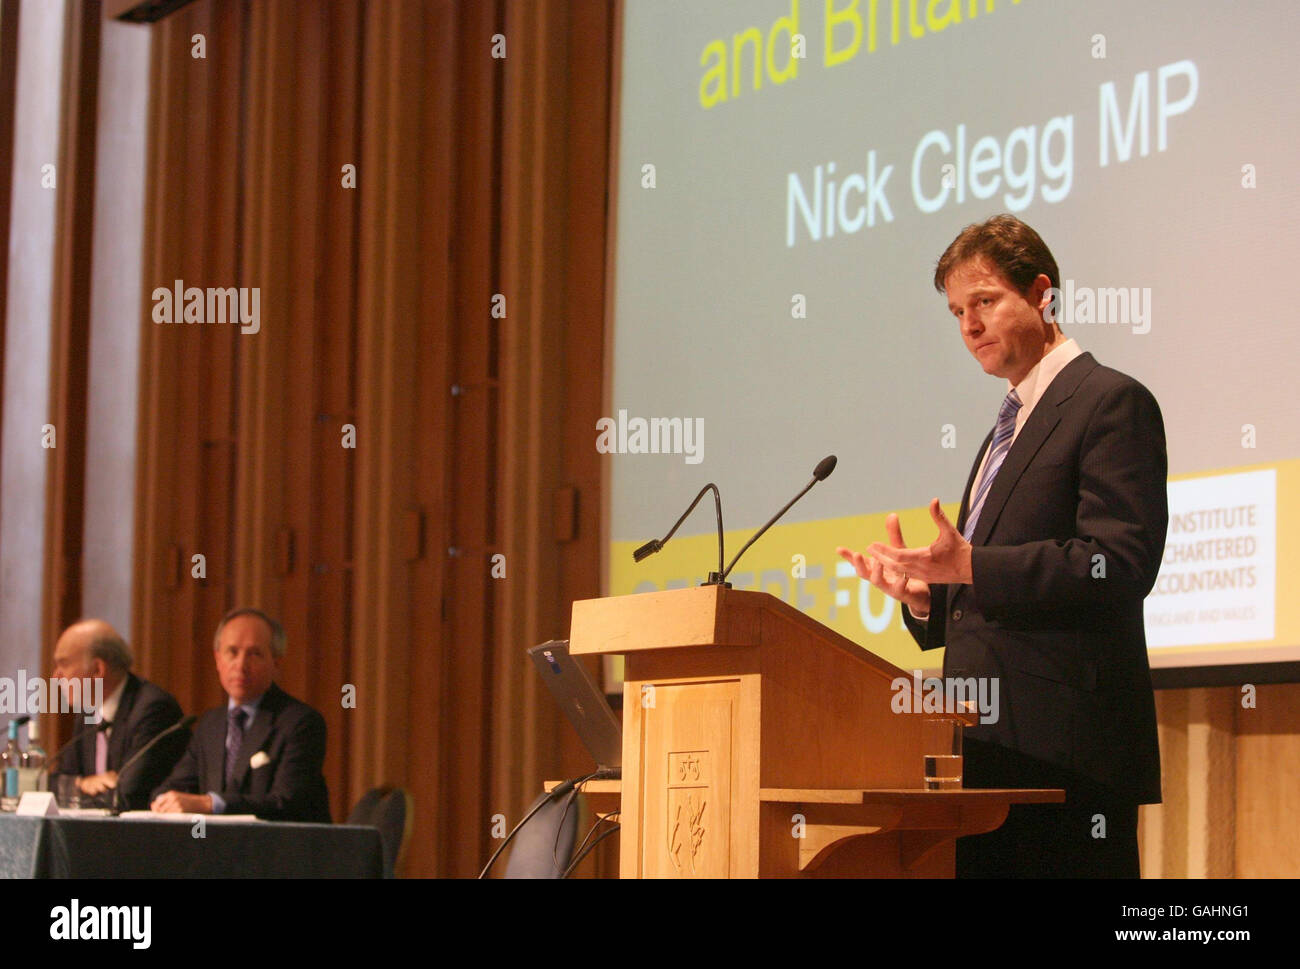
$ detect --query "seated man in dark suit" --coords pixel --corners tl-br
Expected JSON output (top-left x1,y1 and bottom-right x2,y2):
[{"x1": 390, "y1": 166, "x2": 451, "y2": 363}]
[
  {"x1": 151, "y1": 607, "x2": 331, "y2": 823},
  {"x1": 50, "y1": 619, "x2": 188, "y2": 810}
]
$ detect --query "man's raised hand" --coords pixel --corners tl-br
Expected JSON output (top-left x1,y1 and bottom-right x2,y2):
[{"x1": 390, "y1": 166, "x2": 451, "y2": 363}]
[
  {"x1": 865, "y1": 498, "x2": 973, "y2": 586},
  {"x1": 836, "y1": 511, "x2": 932, "y2": 616}
]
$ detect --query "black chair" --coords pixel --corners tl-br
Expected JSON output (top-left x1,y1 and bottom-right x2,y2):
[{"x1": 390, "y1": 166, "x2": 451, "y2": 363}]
[
  {"x1": 347, "y1": 785, "x2": 412, "y2": 878},
  {"x1": 503, "y1": 789, "x2": 582, "y2": 878}
]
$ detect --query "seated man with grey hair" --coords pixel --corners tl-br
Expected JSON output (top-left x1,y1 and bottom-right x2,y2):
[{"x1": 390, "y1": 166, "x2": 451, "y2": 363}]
[
  {"x1": 51, "y1": 619, "x2": 188, "y2": 810},
  {"x1": 151, "y1": 607, "x2": 331, "y2": 823}
]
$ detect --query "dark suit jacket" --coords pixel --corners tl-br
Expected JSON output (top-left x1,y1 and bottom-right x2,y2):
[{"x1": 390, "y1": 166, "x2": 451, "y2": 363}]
[
  {"x1": 152, "y1": 682, "x2": 331, "y2": 823},
  {"x1": 903, "y1": 352, "x2": 1166, "y2": 804},
  {"x1": 55, "y1": 673, "x2": 187, "y2": 811}
]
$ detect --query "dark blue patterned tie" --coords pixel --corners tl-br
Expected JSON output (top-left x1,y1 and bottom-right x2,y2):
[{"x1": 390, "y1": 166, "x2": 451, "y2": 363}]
[
  {"x1": 963, "y1": 389, "x2": 1023, "y2": 541},
  {"x1": 225, "y1": 708, "x2": 247, "y2": 788}
]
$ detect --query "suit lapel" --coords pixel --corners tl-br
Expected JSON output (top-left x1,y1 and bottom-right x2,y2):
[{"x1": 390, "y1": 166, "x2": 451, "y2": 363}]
[
  {"x1": 969, "y1": 352, "x2": 1098, "y2": 547},
  {"x1": 957, "y1": 429, "x2": 994, "y2": 535},
  {"x1": 230, "y1": 684, "x2": 281, "y2": 790},
  {"x1": 204, "y1": 711, "x2": 228, "y2": 793},
  {"x1": 107, "y1": 674, "x2": 140, "y2": 768},
  {"x1": 74, "y1": 724, "x2": 97, "y2": 776}
]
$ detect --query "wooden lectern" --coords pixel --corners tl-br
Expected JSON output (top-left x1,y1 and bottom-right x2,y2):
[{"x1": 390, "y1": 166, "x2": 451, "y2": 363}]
[{"x1": 565, "y1": 585, "x2": 1062, "y2": 878}]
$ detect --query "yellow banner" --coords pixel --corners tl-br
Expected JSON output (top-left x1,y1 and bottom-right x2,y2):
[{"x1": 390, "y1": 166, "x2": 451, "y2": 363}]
[{"x1": 611, "y1": 460, "x2": 1299, "y2": 670}]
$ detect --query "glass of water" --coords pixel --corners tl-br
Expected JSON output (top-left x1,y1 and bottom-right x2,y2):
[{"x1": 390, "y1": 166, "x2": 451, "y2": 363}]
[
  {"x1": 922, "y1": 717, "x2": 963, "y2": 790},
  {"x1": 53, "y1": 774, "x2": 82, "y2": 809}
]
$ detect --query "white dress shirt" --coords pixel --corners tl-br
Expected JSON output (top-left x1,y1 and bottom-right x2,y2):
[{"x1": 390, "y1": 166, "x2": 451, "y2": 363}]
[{"x1": 968, "y1": 338, "x2": 1082, "y2": 491}]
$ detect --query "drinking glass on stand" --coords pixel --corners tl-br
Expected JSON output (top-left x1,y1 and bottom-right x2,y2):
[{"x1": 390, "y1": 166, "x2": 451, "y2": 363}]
[{"x1": 922, "y1": 717, "x2": 963, "y2": 790}]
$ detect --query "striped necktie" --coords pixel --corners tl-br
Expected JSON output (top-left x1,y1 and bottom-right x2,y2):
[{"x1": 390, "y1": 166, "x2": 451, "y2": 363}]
[
  {"x1": 225, "y1": 708, "x2": 247, "y2": 788},
  {"x1": 963, "y1": 388, "x2": 1023, "y2": 541}
]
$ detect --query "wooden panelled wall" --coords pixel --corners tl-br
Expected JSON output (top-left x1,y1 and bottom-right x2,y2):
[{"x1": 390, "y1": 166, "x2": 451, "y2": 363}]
[
  {"x1": 128, "y1": 0, "x2": 611, "y2": 876},
  {"x1": 0, "y1": 0, "x2": 18, "y2": 440},
  {"x1": 1140, "y1": 685, "x2": 1300, "y2": 877},
  {"x1": 43, "y1": 0, "x2": 101, "y2": 666}
]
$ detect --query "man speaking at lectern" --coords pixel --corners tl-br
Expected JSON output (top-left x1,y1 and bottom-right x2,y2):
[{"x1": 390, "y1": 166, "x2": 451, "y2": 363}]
[{"x1": 837, "y1": 215, "x2": 1166, "y2": 878}]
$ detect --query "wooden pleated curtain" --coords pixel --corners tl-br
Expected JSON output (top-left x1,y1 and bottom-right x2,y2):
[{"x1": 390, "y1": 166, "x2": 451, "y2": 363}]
[{"x1": 126, "y1": 0, "x2": 612, "y2": 876}]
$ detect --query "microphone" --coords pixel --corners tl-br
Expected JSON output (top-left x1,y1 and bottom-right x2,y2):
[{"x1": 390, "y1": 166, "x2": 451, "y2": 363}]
[
  {"x1": 721, "y1": 455, "x2": 837, "y2": 583},
  {"x1": 633, "y1": 482, "x2": 727, "y2": 585},
  {"x1": 110, "y1": 714, "x2": 197, "y2": 815}
]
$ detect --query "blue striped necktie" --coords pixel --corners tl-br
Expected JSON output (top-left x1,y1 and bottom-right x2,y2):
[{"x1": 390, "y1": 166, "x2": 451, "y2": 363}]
[{"x1": 963, "y1": 388, "x2": 1023, "y2": 541}]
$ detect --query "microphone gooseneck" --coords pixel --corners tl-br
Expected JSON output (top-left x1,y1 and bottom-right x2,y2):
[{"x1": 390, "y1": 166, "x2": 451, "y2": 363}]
[
  {"x1": 110, "y1": 714, "x2": 198, "y2": 815},
  {"x1": 632, "y1": 482, "x2": 726, "y2": 584},
  {"x1": 721, "y1": 455, "x2": 837, "y2": 582}
]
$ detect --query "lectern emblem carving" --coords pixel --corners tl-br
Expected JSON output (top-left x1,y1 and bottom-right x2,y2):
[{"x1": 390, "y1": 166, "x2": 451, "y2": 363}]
[{"x1": 667, "y1": 751, "x2": 708, "y2": 875}]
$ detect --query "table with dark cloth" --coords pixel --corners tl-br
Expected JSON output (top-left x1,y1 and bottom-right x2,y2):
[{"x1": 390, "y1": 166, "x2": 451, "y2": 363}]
[{"x1": 0, "y1": 814, "x2": 383, "y2": 878}]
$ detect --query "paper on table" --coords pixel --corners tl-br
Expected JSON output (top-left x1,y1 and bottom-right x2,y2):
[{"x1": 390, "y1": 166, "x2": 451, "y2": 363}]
[{"x1": 117, "y1": 811, "x2": 262, "y2": 822}]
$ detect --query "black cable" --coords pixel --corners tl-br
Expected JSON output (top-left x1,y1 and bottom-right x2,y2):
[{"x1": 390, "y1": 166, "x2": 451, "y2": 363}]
[
  {"x1": 477, "y1": 771, "x2": 599, "y2": 879},
  {"x1": 634, "y1": 483, "x2": 725, "y2": 583},
  {"x1": 550, "y1": 784, "x2": 581, "y2": 874},
  {"x1": 562, "y1": 821, "x2": 620, "y2": 879},
  {"x1": 567, "y1": 812, "x2": 609, "y2": 871}
]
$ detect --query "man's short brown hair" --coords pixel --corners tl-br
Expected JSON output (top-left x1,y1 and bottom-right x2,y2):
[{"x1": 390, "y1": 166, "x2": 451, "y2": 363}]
[
  {"x1": 933, "y1": 214, "x2": 1060, "y2": 296},
  {"x1": 213, "y1": 607, "x2": 286, "y2": 660}
]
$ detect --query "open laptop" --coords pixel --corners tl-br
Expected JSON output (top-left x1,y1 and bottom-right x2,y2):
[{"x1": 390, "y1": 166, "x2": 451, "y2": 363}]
[{"x1": 527, "y1": 640, "x2": 621, "y2": 774}]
